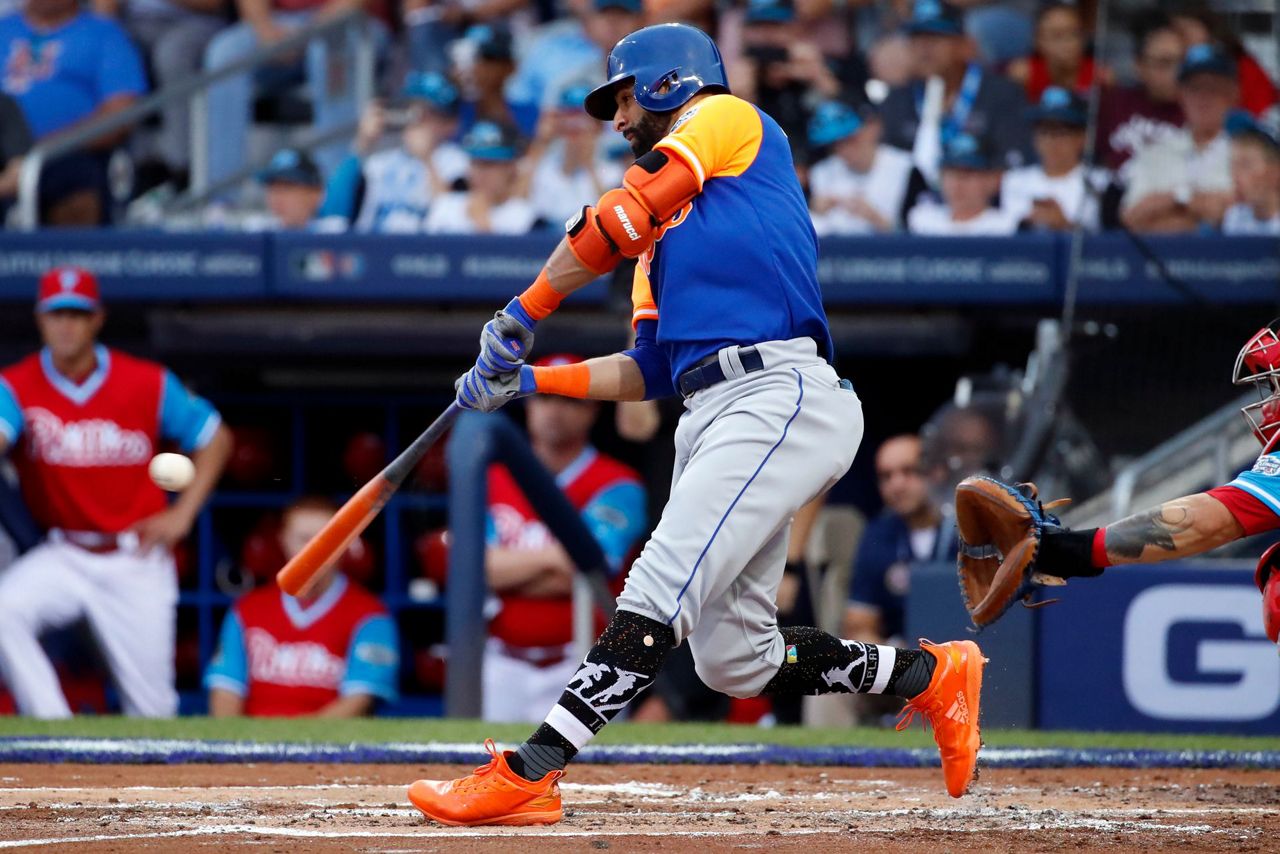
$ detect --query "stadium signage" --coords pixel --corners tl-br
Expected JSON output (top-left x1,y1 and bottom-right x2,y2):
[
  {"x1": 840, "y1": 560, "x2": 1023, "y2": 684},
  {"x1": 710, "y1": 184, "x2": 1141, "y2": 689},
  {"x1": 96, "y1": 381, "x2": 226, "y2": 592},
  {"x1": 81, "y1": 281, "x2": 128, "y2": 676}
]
[{"x1": 1038, "y1": 563, "x2": 1280, "y2": 734}]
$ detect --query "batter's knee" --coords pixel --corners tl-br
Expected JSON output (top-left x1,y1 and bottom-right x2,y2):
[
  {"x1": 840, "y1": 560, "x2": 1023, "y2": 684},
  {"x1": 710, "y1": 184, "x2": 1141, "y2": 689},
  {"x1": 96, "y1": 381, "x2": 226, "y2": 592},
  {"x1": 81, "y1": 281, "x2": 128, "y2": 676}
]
[{"x1": 689, "y1": 634, "x2": 784, "y2": 699}]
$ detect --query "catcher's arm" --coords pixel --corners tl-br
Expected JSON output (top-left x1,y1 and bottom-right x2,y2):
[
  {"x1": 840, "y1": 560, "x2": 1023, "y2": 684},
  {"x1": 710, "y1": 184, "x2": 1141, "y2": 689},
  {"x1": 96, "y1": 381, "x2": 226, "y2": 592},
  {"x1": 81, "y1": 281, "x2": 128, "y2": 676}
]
[
  {"x1": 1099, "y1": 493, "x2": 1243, "y2": 565},
  {"x1": 1041, "y1": 492, "x2": 1244, "y2": 578}
]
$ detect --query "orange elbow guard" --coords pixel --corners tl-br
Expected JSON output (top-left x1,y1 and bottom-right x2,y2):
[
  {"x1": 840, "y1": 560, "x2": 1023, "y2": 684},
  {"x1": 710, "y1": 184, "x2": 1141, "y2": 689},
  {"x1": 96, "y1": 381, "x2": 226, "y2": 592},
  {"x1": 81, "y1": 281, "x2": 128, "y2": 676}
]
[
  {"x1": 623, "y1": 149, "x2": 701, "y2": 223},
  {"x1": 565, "y1": 205, "x2": 622, "y2": 275},
  {"x1": 596, "y1": 187, "x2": 657, "y2": 259},
  {"x1": 532, "y1": 362, "x2": 591, "y2": 398}
]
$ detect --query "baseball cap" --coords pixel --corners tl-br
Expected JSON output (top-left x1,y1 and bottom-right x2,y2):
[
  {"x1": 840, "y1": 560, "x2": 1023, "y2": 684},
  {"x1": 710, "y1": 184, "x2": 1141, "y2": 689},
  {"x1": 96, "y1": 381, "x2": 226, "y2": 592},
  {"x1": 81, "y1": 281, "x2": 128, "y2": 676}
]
[
  {"x1": 401, "y1": 70, "x2": 461, "y2": 113},
  {"x1": 465, "y1": 23, "x2": 514, "y2": 62},
  {"x1": 37, "y1": 266, "x2": 101, "y2": 313},
  {"x1": 1226, "y1": 109, "x2": 1280, "y2": 152},
  {"x1": 1178, "y1": 43, "x2": 1237, "y2": 83},
  {"x1": 745, "y1": 0, "x2": 795, "y2": 24},
  {"x1": 556, "y1": 82, "x2": 595, "y2": 112},
  {"x1": 593, "y1": 0, "x2": 641, "y2": 12},
  {"x1": 463, "y1": 121, "x2": 523, "y2": 161},
  {"x1": 808, "y1": 100, "x2": 866, "y2": 148},
  {"x1": 257, "y1": 148, "x2": 322, "y2": 187},
  {"x1": 1027, "y1": 86, "x2": 1087, "y2": 127},
  {"x1": 940, "y1": 132, "x2": 994, "y2": 170},
  {"x1": 905, "y1": 0, "x2": 965, "y2": 36}
]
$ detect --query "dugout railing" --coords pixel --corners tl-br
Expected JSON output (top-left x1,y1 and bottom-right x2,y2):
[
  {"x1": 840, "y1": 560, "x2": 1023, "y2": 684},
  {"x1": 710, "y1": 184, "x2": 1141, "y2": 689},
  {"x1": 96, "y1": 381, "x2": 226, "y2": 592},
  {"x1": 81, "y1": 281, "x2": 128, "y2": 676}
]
[{"x1": 443, "y1": 411, "x2": 616, "y2": 718}]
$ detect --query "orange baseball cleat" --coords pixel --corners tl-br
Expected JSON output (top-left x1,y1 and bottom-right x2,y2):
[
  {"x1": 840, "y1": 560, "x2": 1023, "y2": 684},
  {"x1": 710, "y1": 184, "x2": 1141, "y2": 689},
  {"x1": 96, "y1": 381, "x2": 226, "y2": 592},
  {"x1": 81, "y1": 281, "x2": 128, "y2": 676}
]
[
  {"x1": 407, "y1": 739, "x2": 564, "y2": 826},
  {"x1": 895, "y1": 639, "x2": 986, "y2": 798}
]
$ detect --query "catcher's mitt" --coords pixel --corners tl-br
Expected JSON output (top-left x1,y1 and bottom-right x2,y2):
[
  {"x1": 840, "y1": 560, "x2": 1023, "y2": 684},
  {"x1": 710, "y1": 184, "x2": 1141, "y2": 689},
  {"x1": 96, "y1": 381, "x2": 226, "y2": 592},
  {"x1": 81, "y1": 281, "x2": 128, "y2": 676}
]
[{"x1": 954, "y1": 476, "x2": 1071, "y2": 629}]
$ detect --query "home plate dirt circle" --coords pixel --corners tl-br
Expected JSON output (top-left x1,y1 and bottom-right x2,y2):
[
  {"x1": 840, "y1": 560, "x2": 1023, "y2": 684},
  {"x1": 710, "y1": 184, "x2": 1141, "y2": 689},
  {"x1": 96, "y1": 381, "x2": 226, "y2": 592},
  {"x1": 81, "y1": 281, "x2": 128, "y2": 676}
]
[{"x1": 0, "y1": 763, "x2": 1275, "y2": 852}]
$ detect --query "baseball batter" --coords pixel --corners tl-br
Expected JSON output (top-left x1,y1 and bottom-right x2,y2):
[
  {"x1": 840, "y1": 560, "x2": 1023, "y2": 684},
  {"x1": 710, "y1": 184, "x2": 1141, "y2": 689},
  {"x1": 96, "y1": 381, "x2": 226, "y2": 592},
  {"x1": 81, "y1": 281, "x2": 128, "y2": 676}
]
[
  {"x1": 409, "y1": 24, "x2": 986, "y2": 827},
  {"x1": 0, "y1": 267, "x2": 232, "y2": 718}
]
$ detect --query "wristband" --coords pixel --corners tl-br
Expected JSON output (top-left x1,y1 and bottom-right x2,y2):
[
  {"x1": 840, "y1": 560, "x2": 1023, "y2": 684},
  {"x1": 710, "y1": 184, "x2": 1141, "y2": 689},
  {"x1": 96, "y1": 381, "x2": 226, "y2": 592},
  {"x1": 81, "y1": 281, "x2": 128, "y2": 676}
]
[
  {"x1": 516, "y1": 270, "x2": 565, "y2": 322},
  {"x1": 531, "y1": 362, "x2": 591, "y2": 398},
  {"x1": 1091, "y1": 527, "x2": 1111, "y2": 569},
  {"x1": 1037, "y1": 527, "x2": 1105, "y2": 579}
]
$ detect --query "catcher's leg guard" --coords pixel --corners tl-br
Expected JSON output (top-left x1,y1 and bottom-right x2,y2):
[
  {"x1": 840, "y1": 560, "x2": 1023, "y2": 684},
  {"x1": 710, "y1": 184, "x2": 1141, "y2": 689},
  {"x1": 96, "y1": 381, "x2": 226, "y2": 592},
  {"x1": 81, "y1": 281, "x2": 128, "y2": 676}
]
[{"x1": 1257, "y1": 543, "x2": 1280, "y2": 643}]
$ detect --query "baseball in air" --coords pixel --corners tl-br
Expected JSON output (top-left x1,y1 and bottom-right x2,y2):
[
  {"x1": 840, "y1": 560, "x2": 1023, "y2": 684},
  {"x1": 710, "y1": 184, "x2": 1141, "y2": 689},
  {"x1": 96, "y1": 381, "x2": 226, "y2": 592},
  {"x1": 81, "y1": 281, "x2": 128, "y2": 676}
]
[{"x1": 149, "y1": 453, "x2": 196, "y2": 492}]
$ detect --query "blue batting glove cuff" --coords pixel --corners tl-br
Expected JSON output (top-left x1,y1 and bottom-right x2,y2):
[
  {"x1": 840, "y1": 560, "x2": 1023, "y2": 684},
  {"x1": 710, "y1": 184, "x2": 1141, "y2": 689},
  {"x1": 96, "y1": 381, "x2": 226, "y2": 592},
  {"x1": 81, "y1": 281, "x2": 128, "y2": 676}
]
[
  {"x1": 504, "y1": 297, "x2": 536, "y2": 332},
  {"x1": 518, "y1": 365, "x2": 537, "y2": 395}
]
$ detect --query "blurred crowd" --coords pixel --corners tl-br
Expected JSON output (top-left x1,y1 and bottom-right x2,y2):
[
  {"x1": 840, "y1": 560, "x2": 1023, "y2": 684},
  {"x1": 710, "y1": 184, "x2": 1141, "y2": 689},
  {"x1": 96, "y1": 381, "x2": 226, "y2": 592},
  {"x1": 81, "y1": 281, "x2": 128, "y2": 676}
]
[{"x1": 0, "y1": 0, "x2": 1277, "y2": 235}]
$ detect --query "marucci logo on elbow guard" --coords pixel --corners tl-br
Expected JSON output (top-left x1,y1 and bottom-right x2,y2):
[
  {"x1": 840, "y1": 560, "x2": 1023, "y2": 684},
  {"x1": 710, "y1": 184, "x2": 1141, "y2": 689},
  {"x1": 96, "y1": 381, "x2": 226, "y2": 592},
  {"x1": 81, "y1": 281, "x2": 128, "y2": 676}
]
[{"x1": 612, "y1": 205, "x2": 642, "y2": 242}]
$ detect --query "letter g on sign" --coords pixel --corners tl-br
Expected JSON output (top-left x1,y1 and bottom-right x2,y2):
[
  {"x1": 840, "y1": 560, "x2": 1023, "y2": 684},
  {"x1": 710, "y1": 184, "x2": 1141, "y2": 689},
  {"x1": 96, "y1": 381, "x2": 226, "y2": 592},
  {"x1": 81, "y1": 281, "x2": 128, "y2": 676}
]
[{"x1": 1123, "y1": 585, "x2": 1280, "y2": 721}]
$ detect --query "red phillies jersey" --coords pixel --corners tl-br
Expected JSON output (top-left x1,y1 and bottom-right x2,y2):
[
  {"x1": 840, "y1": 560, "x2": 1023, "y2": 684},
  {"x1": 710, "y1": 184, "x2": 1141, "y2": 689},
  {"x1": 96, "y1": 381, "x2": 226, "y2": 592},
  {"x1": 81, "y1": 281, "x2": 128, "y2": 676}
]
[
  {"x1": 486, "y1": 447, "x2": 646, "y2": 649},
  {"x1": 1, "y1": 348, "x2": 169, "y2": 532},
  {"x1": 231, "y1": 578, "x2": 392, "y2": 717}
]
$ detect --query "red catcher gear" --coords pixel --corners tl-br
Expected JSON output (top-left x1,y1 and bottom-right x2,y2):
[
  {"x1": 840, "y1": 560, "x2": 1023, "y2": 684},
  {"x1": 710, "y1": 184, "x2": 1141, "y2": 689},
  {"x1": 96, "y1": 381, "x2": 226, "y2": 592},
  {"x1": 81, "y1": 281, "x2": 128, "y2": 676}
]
[
  {"x1": 1234, "y1": 319, "x2": 1280, "y2": 447},
  {"x1": 1256, "y1": 543, "x2": 1280, "y2": 643}
]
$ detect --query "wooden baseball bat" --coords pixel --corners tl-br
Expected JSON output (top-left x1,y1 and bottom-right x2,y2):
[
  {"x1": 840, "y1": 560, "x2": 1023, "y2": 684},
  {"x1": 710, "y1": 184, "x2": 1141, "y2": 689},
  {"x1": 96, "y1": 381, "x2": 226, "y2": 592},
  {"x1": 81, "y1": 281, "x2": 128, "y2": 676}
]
[{"x1": 277, "y1": 402, "x2": 462, "y2": 598}]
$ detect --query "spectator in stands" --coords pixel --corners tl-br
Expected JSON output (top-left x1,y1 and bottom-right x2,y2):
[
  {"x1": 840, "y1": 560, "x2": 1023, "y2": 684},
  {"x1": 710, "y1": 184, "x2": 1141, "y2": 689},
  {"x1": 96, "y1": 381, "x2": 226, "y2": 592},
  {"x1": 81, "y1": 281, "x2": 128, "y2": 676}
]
[
  {"x1": 201, "y1": 0, "x2": 378, "y2": 189},
  {"x1": 323, "y1": 72, "x2": 467, "y2": 233},
  {"x1": 0, "y1": 93, "x2": 31, "y2": 223},
  {"x1": 205, "y1": 496, "x2": 399, "y2": 717},
  {"x1": 1094, "y1": 16, "x2": 1185, "y2": 180},
  {"x1": 425, "y1": 120, "x2": 535, "y2": 234},
  {"x1": 0, "y1": 0, "x2": 147, "y2": 224},
  {"x1": 453, "y1": 23, "x2": 532, "y2": 136},
  {"x1": 252, "y1": 147, "x2": 326, "y2": 230},
  {"x1": 523, "y1": 82, "x2": 622, "y2": 228},
  {"x1": 90, "y1": 0, "x2": 227, "y2": 182},
  {"x1": 734, "y1": 0, "x2": 851, "y2": 164},
  {"x1": 1221, "y1": 112, "x2": 1280, "y2": 237},
  {"x1": 1001, "y1": 87, "x2": 1099, "y2": 232},
  {"x1": 480, "y1": 354, "x2": 646, "y2": 723},
  {"x1": 879, "y1": 0, "x2": 1033, "y2": 189},
  {"x1": 1121, "y1": 43, "x2": 1237, "y2": 234},
  {"x1": 867, "y1": 32, "x2": 915, "y2": 91},
  {"x1": 807, "y1": 100, "x2": 912, "y2": 235},
  {"x1": 404, "y1": 0, "x2": 533, "y2": 78},
  {"x1": 907, "y1": 131, "x2": 1018, "y2": 235},
  {"x1": 1168, "y1": 1, "x2": 1277, "y2": 120},
  {"x1": 505, "y1": 0, "x2": 642, "y2": 123},
  {"x1": 843, "y1": 435, "x2": 952, "y2": 646},
  {"x1": 1006, "y1": 2, "x2": 1105, "y2": 103}
]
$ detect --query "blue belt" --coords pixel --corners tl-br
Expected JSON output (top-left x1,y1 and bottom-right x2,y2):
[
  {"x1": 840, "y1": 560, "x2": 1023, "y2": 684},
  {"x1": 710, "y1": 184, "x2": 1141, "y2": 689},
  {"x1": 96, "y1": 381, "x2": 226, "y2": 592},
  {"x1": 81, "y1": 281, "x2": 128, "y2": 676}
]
[{"x1": 677, "y1": 346, "x2": 765, "y2": 398}]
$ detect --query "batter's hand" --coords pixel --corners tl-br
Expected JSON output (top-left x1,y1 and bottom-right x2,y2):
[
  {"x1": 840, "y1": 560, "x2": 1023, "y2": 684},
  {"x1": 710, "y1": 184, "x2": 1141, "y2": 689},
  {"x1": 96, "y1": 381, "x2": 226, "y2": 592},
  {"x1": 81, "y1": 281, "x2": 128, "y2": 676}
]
[
  {"x1": 455, "y1": 365, "x2": 535, "y2": 412},
  {"x1": 476, "y1": 299, "x2": 536, "y2": 377},
  {"x1": 129, "y1": 506, "x2": 195, "y2": 553}
]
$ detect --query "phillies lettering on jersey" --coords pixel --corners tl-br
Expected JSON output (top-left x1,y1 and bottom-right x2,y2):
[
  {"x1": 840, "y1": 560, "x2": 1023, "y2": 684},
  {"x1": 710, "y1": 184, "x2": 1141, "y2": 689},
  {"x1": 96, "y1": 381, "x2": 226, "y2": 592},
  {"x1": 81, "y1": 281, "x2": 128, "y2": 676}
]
[
  {"x1": 486, "y1": 446, "x2": 646, "y2": 649},
  {"x1": 204, "y1": 573, "x2": 399, "y2": 717},
  {"x1": 0, "y1": 346, "x2": 220, "y2": 533}
]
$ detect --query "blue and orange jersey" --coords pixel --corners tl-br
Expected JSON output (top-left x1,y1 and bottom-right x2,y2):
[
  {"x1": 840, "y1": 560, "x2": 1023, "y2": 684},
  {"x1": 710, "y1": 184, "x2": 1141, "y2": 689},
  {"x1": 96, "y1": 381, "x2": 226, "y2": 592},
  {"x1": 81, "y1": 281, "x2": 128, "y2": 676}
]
[{"x1": 630, "y1": 94, "x2": 835, "y2": 382}]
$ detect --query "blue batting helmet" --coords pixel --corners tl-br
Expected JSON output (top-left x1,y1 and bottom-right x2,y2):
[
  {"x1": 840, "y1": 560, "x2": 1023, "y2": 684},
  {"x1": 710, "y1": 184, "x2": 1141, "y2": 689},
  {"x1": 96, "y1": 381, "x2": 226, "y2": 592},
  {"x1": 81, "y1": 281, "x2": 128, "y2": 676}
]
[{"x1": 584, "y1": 24, "x2": 729, "y2": 121}]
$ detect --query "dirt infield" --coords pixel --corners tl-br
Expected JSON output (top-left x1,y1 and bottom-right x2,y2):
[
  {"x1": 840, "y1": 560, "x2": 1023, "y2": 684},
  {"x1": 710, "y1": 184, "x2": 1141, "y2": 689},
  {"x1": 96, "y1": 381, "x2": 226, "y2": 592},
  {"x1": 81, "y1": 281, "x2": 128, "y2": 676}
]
[{"x1": 0, "y1": 762, "x2": 1275, "y2": 852}]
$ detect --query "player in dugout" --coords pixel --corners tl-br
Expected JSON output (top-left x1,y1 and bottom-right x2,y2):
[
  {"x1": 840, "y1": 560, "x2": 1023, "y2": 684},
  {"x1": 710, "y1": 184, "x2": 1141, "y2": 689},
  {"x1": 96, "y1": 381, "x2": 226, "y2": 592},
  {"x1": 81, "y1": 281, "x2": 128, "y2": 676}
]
[
  {"x1": 0, "y1": 267, "x2": 232, "y2": 718},
  {"x1": 408, "y1": 23, "x2": 987, "y2": 827},
  {"x1": 965, "y1": 319, "x2": 1280, "y2": 642},
  {"x1": 204, "y1": 496, "x2": 400, "y2": 718}
]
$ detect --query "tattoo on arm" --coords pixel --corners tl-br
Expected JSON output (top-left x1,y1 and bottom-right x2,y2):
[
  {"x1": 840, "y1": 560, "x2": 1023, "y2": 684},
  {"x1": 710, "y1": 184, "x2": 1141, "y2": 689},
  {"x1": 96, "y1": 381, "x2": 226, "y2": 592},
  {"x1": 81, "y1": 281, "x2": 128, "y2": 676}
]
[{"x1": 1105, "y1": 503, "x2": 1193, "y2": 560}]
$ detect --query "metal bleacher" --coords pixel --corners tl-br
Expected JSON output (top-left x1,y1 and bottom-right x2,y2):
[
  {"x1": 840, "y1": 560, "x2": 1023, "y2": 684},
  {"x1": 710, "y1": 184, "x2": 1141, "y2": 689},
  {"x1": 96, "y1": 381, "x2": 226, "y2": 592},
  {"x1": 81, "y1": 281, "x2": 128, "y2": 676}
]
[{"x1": 1065, "y1": 392, "x2": 1260, "y2": 529}]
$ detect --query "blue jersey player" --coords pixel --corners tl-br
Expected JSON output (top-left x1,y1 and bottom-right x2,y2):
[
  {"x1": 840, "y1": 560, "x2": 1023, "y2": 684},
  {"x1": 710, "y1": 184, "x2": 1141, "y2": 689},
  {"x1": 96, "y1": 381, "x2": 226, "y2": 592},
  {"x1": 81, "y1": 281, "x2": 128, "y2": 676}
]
[{"x1": 408, "y1": 24, "x2": 988, "y2": 826}]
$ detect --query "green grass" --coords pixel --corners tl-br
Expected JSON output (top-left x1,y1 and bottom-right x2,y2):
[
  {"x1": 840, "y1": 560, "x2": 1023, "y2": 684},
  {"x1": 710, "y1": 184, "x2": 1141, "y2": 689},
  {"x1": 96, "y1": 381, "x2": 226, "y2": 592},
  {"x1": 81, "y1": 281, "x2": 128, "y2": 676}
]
[{"x1": 1, "y1": 717, "x2": 1277, "y2": 753}]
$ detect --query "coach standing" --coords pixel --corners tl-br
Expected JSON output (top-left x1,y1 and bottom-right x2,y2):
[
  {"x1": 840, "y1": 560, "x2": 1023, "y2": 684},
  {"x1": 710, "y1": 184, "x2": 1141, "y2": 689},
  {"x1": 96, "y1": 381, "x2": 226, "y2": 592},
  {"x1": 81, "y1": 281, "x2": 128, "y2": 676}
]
[{"x1": 0, "y1": 267, "x2": 232, "y2": 718}]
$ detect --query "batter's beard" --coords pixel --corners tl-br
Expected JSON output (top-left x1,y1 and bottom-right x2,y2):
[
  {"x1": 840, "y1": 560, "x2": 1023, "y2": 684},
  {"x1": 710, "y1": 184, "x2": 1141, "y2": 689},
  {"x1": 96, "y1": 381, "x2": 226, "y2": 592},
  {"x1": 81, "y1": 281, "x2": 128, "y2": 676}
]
[{"x1": 628, "y1": 111, "x2": 669, "y2": 158}]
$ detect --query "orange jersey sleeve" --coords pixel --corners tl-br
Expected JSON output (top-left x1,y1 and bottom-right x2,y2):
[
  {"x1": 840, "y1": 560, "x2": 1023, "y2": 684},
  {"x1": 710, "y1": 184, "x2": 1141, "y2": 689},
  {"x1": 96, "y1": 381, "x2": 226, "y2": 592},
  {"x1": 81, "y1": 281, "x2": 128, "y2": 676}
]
[
  {"x1": 631, "y1": 262, "x2": 658, "y2": 329},
  {"x1": 653, "y1": 94, "x2": 764, "y2": 188}
]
